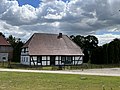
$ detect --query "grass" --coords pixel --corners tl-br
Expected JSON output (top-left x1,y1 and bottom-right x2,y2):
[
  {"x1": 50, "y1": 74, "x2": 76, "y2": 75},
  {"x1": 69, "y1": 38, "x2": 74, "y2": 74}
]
[
  {"x1": 0, "y1": 62, "x2": 61, "y2": 70},
  {"x1": 0, "y1": 72, "x2": 120, "y2": 90}
]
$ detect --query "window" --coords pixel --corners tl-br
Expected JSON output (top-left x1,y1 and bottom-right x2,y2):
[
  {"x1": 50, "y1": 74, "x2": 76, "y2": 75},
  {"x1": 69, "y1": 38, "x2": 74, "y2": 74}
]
[
  {"x1": 61, "y1": 56, "x2": 73, "y2": 64},
  {"x1": 37, "y1": 56, "x2": 42, "y2": 63},
  {"x1": 33, "y1": 56, "x2": 37, "y2": 60},
  {"x1": 22, "y1": 57, "x2": 23, "y2": 62},
  {"x1": 66, "y1": 56, "x2": 72, "y2": 60},
  {"x1": 24, "y1": 57, "x2": 25, "y2": 62},
  {"x1": 42, "y1": 56, "x2": 46, "y2": 60},
  {"x1": 24, "y1": 48, "x2": 26, "y2": 53},
  {"x1": 2, "y1": 57, "x2": 6, "y2": 61},
  {"x1": 26, "y1": 57, "x2": 28, "y2": 62},
  {"x1": 61, "y1": 56, "x2": 66, "y2": 63},
  {"x1": 66, "y1": 56, "x2": 73, "y2": 64}
]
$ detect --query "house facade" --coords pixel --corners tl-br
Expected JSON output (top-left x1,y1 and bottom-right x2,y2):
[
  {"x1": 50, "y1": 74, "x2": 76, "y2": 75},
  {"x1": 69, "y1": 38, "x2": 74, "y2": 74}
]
[
  {"x1": 0, "y1": 35, "x2": 13, "y2": 62},
  {"x1": 21, "y1": 33, "x2": 84, "y2": 66}
]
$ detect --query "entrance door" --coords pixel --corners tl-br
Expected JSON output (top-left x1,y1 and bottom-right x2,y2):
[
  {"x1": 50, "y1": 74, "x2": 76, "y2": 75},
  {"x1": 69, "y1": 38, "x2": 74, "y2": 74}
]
[{"x1": 50, "y1": 56, "x2": 55, "y2": 66}]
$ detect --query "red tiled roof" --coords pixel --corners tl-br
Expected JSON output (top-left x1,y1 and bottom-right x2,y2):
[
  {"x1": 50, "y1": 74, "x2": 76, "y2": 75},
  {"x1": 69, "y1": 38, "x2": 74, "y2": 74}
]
[
  {"x1": 23, "y1": 33, "x2": 84, "y2": 56},
  {"x1": 0, "y1": 35, "x2": 10, "y2": 46}
]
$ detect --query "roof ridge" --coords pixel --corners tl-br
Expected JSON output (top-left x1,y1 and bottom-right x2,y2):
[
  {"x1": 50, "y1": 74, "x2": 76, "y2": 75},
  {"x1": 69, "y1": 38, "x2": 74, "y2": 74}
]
[
  {"x1": 34, "y1": 33, "x2": 66, "y2": 36},
  {"x1": 22, "y1": 34, "x2": 34, "y2": 48}
]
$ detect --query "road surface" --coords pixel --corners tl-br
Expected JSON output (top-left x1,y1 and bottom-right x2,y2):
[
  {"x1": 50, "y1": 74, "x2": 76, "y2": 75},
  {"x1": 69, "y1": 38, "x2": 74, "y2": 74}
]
[{"x1": 0, "y1": 68, "x2": 120, "y2": 76}]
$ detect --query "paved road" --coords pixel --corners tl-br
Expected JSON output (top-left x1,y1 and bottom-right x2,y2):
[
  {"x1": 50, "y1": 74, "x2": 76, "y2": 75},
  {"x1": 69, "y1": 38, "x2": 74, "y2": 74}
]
[{"x1": 0, "y1": 68, "x2": 120, "y2": 76}]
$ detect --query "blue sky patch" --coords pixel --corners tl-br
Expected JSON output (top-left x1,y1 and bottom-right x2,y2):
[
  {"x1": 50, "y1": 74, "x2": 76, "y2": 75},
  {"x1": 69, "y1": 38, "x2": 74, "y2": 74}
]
[
  {"x1": 17, "y1": 0, "x2": 70, "y2": 8},
  {"x1": 17, "y1": 0, "x2": 41, "y2": 7}
]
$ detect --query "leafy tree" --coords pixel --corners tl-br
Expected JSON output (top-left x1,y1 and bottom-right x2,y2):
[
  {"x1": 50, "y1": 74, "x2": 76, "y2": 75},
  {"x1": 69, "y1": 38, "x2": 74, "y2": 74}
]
[
  {"x1": 84, "y1": 35, "x2": 98, "y2": 50},
  {"x1": 102, "y1": 44, "x2": 109, "y2": 64},
  {"x1": 7, "y1": 35, "x2": 16, "y2": 47},
  {"x1": 91, "y1": 46, "x2": 103, "y2": 64},
  {"x1": 0, "y1": 32, "x2": 5, "y2": 37},
  {"x1": 91, "y1": 38, "x2": 120, "y2": 64},
  {"x1": 70, "y1": 35, "x2": 85, "y2": 49},
  {"x1": 84, "y1": 35, "x2": 98, "y2": 63},
  {"x1": 108, "y1": 38, "x2": 120, "y2": 64},
  {"x1": 7, "y1": 35, "x2": 24, "y2": 62},
  {"x1": 70, "y1": 35, "x2": 98, "y2": 63}
]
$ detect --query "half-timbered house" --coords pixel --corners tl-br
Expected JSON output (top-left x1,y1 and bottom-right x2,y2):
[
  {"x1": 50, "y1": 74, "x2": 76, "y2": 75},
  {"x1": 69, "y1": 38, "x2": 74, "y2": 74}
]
[
  {"x1": 21, "y1": 33, "x2": 84, "y2": 66},
  {"x1": 0, "y1": 35, "x2": 13, "y2": 62}
]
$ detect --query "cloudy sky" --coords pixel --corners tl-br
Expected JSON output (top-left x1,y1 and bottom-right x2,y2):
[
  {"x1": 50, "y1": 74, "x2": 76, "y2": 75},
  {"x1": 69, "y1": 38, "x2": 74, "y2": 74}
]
[{"x1": 0, "y1": 0, "x2": 120, "y2": 45}]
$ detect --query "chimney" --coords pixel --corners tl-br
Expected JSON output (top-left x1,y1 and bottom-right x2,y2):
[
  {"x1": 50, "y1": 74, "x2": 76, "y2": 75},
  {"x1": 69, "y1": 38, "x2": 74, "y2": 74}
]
[{"x1": 58, "y1": 33, "x2": 62, "y2": 39}]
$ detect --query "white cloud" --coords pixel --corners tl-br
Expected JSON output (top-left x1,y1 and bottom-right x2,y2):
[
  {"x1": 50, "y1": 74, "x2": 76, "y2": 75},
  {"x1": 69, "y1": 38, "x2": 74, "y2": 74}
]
[
  {"x1": 1, "y1": 2, "x2": 38, "y2": 25},
  {"x1": 96, "y1": 34, "x2": 120, "y2": 46},
  {"x1": 0, "y1": 0, "x2": 120, "y2": 45},
  {"x1": 0, "y1": 20, "x2": 27, "y2": 38},
  {"x1": 108, "y1": 28, "x2": 120, "y2": 32}
]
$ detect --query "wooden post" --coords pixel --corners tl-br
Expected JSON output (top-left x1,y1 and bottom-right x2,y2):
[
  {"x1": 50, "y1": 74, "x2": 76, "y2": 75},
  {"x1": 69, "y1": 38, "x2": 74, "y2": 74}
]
[
  {"x1": 30, "y1": 56, "x2": 31, "y2": 66},
  {"x1": 2, "y1": 61, "x2": 4, "y2": 67},
  {"x1": 8, "y1": 59, "x2": 12, "y2": 68}
]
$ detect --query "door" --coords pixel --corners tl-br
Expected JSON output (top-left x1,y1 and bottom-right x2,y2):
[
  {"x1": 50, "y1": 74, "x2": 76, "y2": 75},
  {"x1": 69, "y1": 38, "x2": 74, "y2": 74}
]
[{"x1": 50, "y1": 56, "x2": 55, "y2": 66}]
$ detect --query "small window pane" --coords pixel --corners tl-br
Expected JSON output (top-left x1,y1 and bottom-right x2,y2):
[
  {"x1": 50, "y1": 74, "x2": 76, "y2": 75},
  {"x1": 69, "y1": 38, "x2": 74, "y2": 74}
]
[
  {"x1": 66, "y1": 56, "x2": 73, "y2": 64},
  {"x1": 61, "y1": 56, "x2": 66, "y2": 63},
  {"x1": 24, "y1": 48, "x2": 26, "y2": 53},
  {"x1": 2, "y1": 57, "x2": 6, "y2": 60},
  {"x1": 42, "y1": 56, "x2": 46, "y2": 60},
  {"x1": 37, "y1": 56, "x2": 42, "y2": 63}
]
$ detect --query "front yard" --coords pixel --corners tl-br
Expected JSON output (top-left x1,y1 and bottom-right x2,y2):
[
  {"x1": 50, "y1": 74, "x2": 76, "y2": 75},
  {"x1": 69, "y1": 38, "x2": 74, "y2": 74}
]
[{"x1": 0, "y1": 72, "x2": 120, "y2": 90}]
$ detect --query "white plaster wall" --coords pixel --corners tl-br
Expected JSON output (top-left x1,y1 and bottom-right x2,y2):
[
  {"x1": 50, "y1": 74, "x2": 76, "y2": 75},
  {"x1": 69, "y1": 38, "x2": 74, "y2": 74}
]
[
  {"x1": 73, "y1": 60, "x2": 75, "y2": 65},
  {"x1": 47, "y1": 61, "x2": 50, "y2": 65},
  {"x1": 55, "y1": 61, "x2": 59, "y2": 65},
  {"x1": 75, "y1": 56, "x2": 80, "y2": 60},
  {"x1": 31, "y1": 62, "x2": 37, "y2": 65},
  {"x1": 42, "y1": 61, "x2": 46, "y2": 66},
  {"x1": 75, "y1": 61, "x2": 83, "y2": 65},
  {"x1": 80, "y1": 57, "x2": 83, "y2": 60},
  {"x1": 55, "y1": 56, "x2": 58, "y2": 60},
  {"x1": 21, "y1": 48, "x2": 29, "y2": 55},
  {"x1": 32, "y1": 56, "x2": 37, "y2": 60}
]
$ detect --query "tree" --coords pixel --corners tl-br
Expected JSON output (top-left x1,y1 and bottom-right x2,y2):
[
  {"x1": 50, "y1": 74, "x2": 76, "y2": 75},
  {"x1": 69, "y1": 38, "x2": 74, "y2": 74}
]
[
  {"x1": 0, "y1": 32, "x2": 5, "y2": 37},
  {"x1": 84, "y1": 35, "x2": 99, "y2": 63},
  {"x1": 91, "y1": 38, "x2": 120, "y2": 64},
  {"x1": 102, "y1": 44, "x2": 109, "y2": 64},
  {"x1": 70, "y1": 35, "x2": 98, "y2": 63},
  {"x1": 7, "y1": 35, "x2": 24, "y2": 62},
  {"x1": 70, "y1": 35, "x2": 85, "y2": 49},
  {"x1": 7, "y1": 35, "x2": 16, "y2": 47},
  {"x1": 84, "y1": 35, "x2": 98, "y2": 50},
  {"x1": 91, "y1": 46, "x2": 103, "y2": 64},
  {"x1": 108, "y1": 38, "x2": 120, "y2": 64}
]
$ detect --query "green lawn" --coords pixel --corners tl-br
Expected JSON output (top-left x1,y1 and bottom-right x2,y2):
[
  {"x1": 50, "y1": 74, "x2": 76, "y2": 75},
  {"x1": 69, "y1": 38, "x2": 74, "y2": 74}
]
[{"x1": 0, "y1": 72, "x2": 120, "y2": 90}]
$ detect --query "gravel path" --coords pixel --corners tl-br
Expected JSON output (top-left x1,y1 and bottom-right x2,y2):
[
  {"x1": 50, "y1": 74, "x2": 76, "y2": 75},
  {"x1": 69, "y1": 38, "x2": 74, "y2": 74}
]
[{"x1": 0, "y1": 68, "x2": 120, "y2": 76}]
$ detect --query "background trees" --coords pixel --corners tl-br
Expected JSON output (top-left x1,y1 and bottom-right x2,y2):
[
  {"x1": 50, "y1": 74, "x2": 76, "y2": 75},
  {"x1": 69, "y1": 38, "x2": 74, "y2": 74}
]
[
  {"x1": 91, "y1": 38, "x2": 120, "y2": 64},
  {"x1": 7, "y1": 35, "x2": 24, "y2": 62},
  {"x1": 70, "y1": 35, "x2": 120, "y2": 64},
  {"x1": 70, "y1": 35, "x2": 98, "y2": 63}
]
